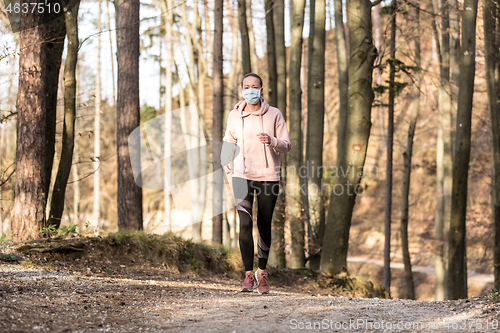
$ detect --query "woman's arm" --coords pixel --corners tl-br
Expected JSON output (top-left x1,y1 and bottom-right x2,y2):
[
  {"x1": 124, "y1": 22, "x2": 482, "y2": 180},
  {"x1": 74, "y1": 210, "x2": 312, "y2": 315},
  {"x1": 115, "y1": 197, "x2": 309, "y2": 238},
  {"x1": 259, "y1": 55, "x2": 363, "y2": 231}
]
[
  {"x1": 268, "y1": 113, "x2": 292, "y2": 154},
  {"x1": 221, "y1": 115, "x2": 238, "y2": 172}
]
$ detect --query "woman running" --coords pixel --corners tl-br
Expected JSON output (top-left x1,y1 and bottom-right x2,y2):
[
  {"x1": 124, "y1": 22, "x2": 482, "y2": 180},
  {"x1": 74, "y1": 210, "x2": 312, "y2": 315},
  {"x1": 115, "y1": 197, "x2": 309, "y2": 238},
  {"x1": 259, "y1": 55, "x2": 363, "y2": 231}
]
[{"x1": 221, "y1": 73, "x2": 292, "y2": 294}]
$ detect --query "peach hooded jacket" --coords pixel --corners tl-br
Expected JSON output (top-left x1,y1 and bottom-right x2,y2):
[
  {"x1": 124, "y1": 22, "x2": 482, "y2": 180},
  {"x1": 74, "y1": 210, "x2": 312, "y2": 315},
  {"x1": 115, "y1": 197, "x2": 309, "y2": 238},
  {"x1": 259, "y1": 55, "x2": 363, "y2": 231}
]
[{"x1": 221, "y1": 97, "x2": 292, "y2": 181}]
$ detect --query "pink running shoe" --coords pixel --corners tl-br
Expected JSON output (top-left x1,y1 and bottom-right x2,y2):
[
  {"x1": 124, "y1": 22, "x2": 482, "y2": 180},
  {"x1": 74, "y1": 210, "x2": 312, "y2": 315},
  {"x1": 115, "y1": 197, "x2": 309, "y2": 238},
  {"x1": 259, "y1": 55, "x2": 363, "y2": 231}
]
[
  {"x1": 255, "y1": 270, "x2": 270, "y2": 295},
  {"x1": 240, "y1": 271, "x2": 257, "y2": 292}
]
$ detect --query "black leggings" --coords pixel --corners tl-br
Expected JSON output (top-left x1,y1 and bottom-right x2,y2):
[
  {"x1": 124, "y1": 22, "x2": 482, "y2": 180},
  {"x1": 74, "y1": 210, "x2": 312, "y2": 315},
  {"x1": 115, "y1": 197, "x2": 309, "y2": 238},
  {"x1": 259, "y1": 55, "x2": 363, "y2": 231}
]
[{"x1": 233, "y1": 177, "x2": 280, "y2": 271}]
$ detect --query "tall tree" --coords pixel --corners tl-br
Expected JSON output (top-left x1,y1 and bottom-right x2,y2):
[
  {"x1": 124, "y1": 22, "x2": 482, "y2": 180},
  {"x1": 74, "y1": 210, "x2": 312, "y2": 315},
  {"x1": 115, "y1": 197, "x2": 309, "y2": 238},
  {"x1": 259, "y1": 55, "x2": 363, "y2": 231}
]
[
  {"x1": 0, "y1": 116, "x2": 5, "y2": 234},
  {"x1": 12, "y1": 0, "x2": 49, "y2": 239},
  {"x1": 400, "y1": 0, "x2": 419, "y2": 300},
  {"x1": 320, "y1": 0, "x2": 377, "y2": 274},
  {"x1": 179, "y1": 0, "x2": 209, "y2": 242},
  {"x1": 74, "y1": 64, "x2": 81, "y2": 231},
  {"x1": 48, "y1": 0, "x2": 80, "y2": 228},
  {"x1": 484, "y1": 0, "x2": 500, "y2": 291},
  {"x1": 93, "y1": 0, "x2": 102, "y2": 230},
  {"x1": 429, "y1": 0, "x2": 451, "y2": 300},
  {"x1": 246, "y1": 0, "x2": 259, "y2": 73},
  {"x1": 306, "y1": 0, "x2": 326, "y2": 270},
  {"x1": 269, "y1": 0, "x2": 287, "y2": 268},
  {"x1": 44, "y1": 0, "x2": 66, "y2": 210},
  {"x1": 116, "y1": 0, "x2": 143, "y2": 230},
  {"x1": 163, "y1": 0, "x2": 173, "y2": 231},
  {"x1": 0, "y1": 49, "x2": 17, "y2": 234},
  {"x1": 212, "y1": 0, "x2": 224, "y2": 244},
  {"x1": 225, "y1": 0, "x2": 240, "y2": 114},
  {"x1": 372, "y1": 1, "x2": 385, "y2": 166},
  {"x1": 447, "y1": 0, "x2": 478, "y2": 300},
  {"x1": 334, "y1": 0, "x2": 348, "y2": 171},
  {"x1": 238, "y1": 0, "x2": 251, "y2": 73},
  {"x1": 383, "y1": 0, "x2": 397, "y2": 291},
  {"x1": 288, "y1": 0, "x2": 307, "y2": 268},
  {"x1": 449, "y1": 0, "x2": 460, "y2": 154},
  {"x1": 224, "y1": 0, "x2": 239, "y2": 246},
  {"x1": 265, "y1": 0, "x2": 277, "y2": 107},
  {"x1": 106, "y1": 0, "x2": 116, "y2": 107}
]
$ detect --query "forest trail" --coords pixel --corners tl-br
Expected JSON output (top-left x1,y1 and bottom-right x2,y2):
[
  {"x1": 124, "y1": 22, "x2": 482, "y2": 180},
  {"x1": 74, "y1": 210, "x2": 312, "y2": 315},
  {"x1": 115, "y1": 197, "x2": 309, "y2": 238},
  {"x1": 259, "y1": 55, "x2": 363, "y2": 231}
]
[{"x1": 0, "y1": 262, "x2": 498, "y2": 333}]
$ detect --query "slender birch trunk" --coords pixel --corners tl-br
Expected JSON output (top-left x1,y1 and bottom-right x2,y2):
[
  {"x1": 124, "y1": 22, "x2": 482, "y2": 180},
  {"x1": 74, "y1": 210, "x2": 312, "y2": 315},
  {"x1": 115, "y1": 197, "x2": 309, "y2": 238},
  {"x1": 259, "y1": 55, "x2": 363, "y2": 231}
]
[
  {"x1": 93, "y1": 0, "x2": 102, "y2": 231},
  {"x1": 106, "y1": 0, "x2": 116, "y2": 107}
]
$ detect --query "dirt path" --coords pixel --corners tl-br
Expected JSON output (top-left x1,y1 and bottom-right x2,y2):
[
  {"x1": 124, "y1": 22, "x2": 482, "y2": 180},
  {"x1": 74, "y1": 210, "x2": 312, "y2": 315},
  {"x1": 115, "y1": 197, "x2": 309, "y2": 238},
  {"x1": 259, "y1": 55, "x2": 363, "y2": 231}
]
[{"x1": 1, "y1": 262, "x2": 498, "y2": 333}]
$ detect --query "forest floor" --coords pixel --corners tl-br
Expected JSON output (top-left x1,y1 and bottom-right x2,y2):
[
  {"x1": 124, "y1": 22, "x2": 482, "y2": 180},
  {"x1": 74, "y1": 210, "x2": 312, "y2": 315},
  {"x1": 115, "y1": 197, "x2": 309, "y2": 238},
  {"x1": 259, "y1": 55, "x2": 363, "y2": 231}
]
[{"x1": 0, "y1": 233, "x2": 499, "y2": 332}]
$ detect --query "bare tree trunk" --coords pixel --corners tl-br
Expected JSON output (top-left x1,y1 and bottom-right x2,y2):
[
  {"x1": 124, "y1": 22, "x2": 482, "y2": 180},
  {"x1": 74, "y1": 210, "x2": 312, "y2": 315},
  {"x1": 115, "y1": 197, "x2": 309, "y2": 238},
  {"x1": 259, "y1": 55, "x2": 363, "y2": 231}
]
[
  {"x1": 274, "y1": 0, "x2": 286, "y2": 114},
  {"x1": 334, "y1": 0, "x2": 348, "y2": 171},
  {"x1": 93, "y1": 0, "x2": 102, "y2": 231},
  {"x1": 74, "y1": 64, "x2": 81, "y2": 232},
  {"x1": 225, "y1": 0, "x2": 239, "y2": 113},
  {"x1": 306, "y1": 0, "x2": 325, "y2": 270},
  {"x1": 484, "y1": 0, "x2": 500, "y2": 291},
  {"x1": 238, "y1": 0, "x2": 251, "y2": 73},
  {"x1": 0, "y1": 51, "x2": 17, "y2": 233},
  {"x1": 73, "y1": 136, "x2": 81, "y2": 231},
  {"x1": 447, "y1": 0, "x2": 478, "y2": 300},
  {"x1": 288, "y1": 0, "x2": 306, "y2": 268},
  {"x1": 204, "y1": 0, "x2": 213, "y2": 74},
  {"x1": 106, "y1": 0, "x2": 116, "y2": 107},
  {"x1": 180, "y1": 0, "x2": 208, "y2": 242},
  {"x1": 265, "y1": 0, "x2": 277, "y2": 107},
  {"x1": 0, "y1": 120, "x2": 5, "y2": 233},
  {"x1": 13, "y1": 0, "x2": 49, "y2": 240},
  {"x1": 400, "y1": 1, "x2": 419, "y2": 301},
  {"x1": 383, "y1": 0, "x2": 396, "y2": 291},
  {"x1": 195, "y1": 2, "x2": 209, "y2": 242},
  {"x1": 440, "y1": 2, "x2": 454, "y2": 291},
  {"x1": 247, "y1": 0, "x2": 259, "y2": 73},
  {"x1": 449, "y1": 0, "x2": 460, "y2": 155},
  {"x1": 373, "y1": 2, "x2": 385, "y2": 166},
  {"x1": 212, "y1": 0, "x2": 224, "y2": 244},
  {"x1": 437, "y1": 0, "x2": 454, "y2": 300},
  {"x1": 320, "y1": 0, "x2": 376, "y2": 274},
  {"x1": 44, "y1": 1, "x2": 66, "y2": 209},
  {"x1": 163, "y1": 0, "x2": 173, "y2": 231},
  {"x1": 269, "y1": 0, "x2": 287, "y2": 268},
  {"x1": 48, "y1": 1, "x2": 80, "y2": 229},
  {"x1": 430, "y1": 0, "x2": 446, "y2": 300},
  {"x1": 116, "y1": 0, "x2": 143, "y2": 230}
]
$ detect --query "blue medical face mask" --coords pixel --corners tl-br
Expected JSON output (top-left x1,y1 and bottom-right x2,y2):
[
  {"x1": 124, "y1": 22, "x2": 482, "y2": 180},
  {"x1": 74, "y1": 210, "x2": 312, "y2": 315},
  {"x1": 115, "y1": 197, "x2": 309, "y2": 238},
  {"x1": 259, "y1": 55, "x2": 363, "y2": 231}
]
[{"x1": 242, "y1": 87, "x2": 262, "y2": 105}]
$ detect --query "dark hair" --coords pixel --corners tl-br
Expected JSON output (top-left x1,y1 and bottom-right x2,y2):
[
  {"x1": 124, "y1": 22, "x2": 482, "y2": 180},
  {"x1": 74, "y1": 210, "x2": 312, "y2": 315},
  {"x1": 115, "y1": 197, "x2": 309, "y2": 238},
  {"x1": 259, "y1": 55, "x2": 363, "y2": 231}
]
[{"x1": 241, "y1": 73, "x2": 263, "y2": 88}]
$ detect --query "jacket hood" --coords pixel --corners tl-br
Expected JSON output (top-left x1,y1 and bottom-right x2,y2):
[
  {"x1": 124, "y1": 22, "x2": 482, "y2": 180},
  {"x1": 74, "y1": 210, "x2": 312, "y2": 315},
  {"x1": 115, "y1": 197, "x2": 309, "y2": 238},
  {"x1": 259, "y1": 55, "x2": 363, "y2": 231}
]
[{"x1": 234, "y1": 97, "x2": 270, "y2": 118}]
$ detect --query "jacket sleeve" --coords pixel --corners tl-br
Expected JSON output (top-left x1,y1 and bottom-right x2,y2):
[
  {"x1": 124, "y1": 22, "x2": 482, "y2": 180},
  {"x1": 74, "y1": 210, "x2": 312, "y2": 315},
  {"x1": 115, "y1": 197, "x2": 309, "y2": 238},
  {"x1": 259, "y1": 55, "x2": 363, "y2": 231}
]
[
  {"x1": 268, "y1": 112, "x2": 292, "y2": 154},
  {"x1": 221, "y1": 114, "x2": 238, "y2": 167}
]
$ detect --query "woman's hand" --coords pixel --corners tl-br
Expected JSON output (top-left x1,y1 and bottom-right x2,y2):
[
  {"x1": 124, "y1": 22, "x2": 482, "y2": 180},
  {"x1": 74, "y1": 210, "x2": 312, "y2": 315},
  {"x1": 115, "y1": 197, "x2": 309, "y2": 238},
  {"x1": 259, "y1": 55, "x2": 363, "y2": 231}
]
[{"x1": 257, "y1": 132, "x2": 271, "y2": 144}]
